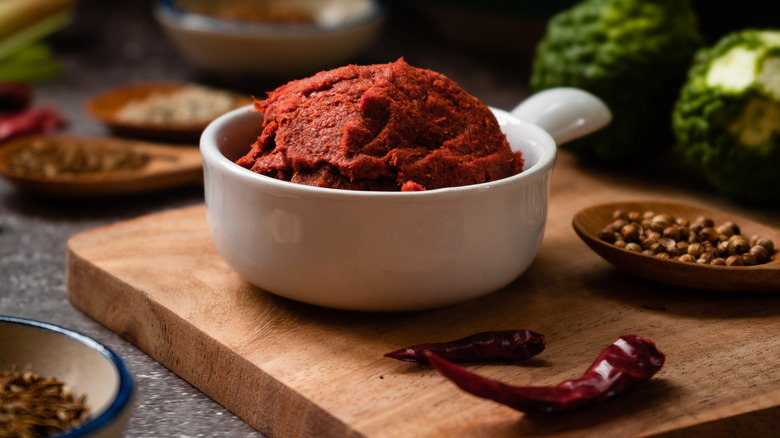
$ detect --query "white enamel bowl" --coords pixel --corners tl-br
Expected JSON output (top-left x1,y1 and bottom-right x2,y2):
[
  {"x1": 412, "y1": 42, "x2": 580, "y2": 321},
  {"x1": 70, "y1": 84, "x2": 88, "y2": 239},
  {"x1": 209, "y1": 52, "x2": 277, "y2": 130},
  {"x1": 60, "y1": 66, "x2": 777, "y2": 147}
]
[
  {"x1": 201, "y1": 88, "x2": 610, "y2": 311},
  {"x1": 0, "y1": 316, "x2": 135, "y2": 438}
]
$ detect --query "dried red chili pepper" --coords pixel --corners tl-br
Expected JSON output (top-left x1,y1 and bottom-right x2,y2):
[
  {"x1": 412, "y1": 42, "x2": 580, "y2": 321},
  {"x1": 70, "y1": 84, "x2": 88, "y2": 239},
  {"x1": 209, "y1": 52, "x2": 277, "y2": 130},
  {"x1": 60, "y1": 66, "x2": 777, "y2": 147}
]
[
  {"x1": 425, "y1": 334, "x2": 665, "y2": 413},
  {"x1": 0, "y1": 107, "x2": 65, "y2": 144},
  {"x1": 385, "y1": 330, "x2": 546, "y2": 363}
]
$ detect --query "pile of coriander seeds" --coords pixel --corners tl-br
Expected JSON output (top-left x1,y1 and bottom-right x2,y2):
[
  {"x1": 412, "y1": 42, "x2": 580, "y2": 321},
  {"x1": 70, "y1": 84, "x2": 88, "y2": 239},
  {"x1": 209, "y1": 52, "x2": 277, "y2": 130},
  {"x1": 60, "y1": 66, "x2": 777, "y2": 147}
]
[{"x1": 599, "y1": 210, "x2": 776, "y2": 266}]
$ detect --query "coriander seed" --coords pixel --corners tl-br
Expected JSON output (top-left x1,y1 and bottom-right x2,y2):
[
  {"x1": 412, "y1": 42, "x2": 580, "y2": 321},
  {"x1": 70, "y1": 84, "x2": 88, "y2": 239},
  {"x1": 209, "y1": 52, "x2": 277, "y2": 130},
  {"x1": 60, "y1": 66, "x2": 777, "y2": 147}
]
[
  {"x1": 725, "y1": 255, "x2": 744, "y2": 266},
  {"x1": 700, "y1": 227, "x2": 719, "y2": 242},
  {"x1": 751, "y1": 236, "x2": 775, "y2": 253},
  {"x1": 621, "y1": 224, "x2": 640, "y2": 242},
  {"x1": 625, "y1": 242, "x2": 642, "y2": 252},
  {"x1": 679, "y1": 254, "x2": 696, "y2": 263},
  {"x1": 741, "y1": 253, "x2": 758, "y2": 266},
  {"x1": 750, "y1": 245, "x2": 770, "y2": 263},
  {"x1": 598, "y1": 209, "x2": 776, "y2": 267}
]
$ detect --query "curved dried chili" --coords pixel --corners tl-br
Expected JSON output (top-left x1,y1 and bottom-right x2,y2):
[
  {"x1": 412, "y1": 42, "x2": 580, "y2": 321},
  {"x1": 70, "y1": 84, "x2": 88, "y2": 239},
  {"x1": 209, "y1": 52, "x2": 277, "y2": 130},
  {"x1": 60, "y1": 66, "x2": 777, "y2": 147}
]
[
  {"x1": 385, "y1": 330, "x2": 546, "y2": 363},
  {"x1": 425, "y1": 334, "x2": 665, "y2": 413}
]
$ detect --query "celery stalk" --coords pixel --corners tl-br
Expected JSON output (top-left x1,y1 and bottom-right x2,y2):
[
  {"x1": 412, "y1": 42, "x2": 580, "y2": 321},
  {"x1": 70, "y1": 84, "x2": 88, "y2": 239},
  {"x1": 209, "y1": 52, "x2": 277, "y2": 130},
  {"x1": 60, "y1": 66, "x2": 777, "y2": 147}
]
[
  {"x1": 0, "y1": 8, "x2": 72, "y2": 61},
  {"x1": 0, "y1": 0, "x2": 74, "y2": 82},
  {"x1": 0, "y1": 0, "x2": 73, "y2": 40},
  {"x1": 0, "y1": 58, "x2": 61, "y2": 83}
]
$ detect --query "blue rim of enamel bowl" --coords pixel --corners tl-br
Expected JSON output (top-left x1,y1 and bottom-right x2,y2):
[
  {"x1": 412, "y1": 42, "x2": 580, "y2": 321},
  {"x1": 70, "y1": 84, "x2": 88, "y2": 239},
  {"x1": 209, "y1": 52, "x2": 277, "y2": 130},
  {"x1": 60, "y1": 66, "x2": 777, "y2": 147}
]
[
  {"x1": 155, "y1": 0, "x2": 385, "y2": 34},
  {"x1": 0, "y1": 315, "x2": 135, "y2": 438}
]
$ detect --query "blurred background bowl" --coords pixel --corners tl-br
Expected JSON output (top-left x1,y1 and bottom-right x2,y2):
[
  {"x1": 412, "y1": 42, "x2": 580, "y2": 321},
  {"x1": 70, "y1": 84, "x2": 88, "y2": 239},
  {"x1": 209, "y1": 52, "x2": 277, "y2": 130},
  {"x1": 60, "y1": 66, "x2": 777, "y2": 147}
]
[
  {"x1": 154, "y1": 0, "x2": 385, "y2": 77},
  {"x1": 409, "y1": 0, "x2": 578, "y2": 55},
  {"x1": 0, "y1": 316, "x2": 134, "y2": 438}
]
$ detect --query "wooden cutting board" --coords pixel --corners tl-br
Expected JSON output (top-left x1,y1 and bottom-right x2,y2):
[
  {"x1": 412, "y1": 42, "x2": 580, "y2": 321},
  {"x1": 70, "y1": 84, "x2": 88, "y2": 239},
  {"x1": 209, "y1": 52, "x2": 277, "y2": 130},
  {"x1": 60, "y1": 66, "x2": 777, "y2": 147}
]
[{"x1": 66, "y1": 152, "x2": 780, "y2": 438}]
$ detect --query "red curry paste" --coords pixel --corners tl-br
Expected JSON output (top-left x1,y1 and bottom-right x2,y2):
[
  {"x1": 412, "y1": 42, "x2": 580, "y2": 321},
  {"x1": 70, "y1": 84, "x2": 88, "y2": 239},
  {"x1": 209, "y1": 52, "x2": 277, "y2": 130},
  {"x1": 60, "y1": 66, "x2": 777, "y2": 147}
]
[{"x1": 236, "y1": 59, "x2": 524, "y2": 191}]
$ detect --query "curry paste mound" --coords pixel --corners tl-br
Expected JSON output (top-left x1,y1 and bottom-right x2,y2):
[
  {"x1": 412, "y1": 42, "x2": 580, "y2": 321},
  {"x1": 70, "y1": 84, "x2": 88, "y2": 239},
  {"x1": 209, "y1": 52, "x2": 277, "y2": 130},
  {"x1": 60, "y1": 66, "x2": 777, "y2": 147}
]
[{"x1": 236, "y1": 58, "x2": 524, "y2": 191}]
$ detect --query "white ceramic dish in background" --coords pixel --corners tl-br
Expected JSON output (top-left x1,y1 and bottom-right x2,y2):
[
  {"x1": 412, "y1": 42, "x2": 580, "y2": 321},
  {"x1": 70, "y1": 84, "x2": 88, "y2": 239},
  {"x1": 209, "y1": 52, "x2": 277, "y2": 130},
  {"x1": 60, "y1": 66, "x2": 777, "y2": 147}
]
[
  {"x1": 0, "y1": 316, "x2": 135, "y2": 438},
  {"x1": 154, "y1": 0, "x2": 385, "y2": 76},
  {"x1": 200, "y1": 87, "x2": 611, "y2": 311}
]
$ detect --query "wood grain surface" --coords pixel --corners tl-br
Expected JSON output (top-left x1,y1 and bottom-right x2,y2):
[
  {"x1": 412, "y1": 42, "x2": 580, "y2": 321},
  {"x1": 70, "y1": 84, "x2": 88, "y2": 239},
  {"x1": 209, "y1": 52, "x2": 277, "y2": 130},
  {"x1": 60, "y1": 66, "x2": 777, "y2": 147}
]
[{"x1": 66, "y1": 152, "x2": 780, "y2": 438}]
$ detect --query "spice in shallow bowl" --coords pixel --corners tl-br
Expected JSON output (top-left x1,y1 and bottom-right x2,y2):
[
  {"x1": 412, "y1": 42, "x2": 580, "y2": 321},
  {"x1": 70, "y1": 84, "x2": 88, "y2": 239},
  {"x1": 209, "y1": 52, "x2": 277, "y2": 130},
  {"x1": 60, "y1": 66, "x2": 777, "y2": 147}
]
[
  {"x1": 87, "y1": 82, "x2": 252, "y2": 142},
  {"x1": 572, "y1": 200, "x2": 780, "y2": 293},
  {"x1": 0, "y1": 316, "x2": 135, "y2": 438}
]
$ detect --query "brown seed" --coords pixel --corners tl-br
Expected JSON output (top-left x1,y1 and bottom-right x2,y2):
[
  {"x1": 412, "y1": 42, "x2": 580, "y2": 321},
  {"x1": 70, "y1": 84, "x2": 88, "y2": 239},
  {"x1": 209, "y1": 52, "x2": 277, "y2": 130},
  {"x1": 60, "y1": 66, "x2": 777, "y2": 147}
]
[
  {"x1": 750, "y1": 245, "x2": 771, "y2": 263},
  {"x1": 727, "y1": 237, "x2": 750, "y2": 255},
  {"x1": 610, "y1": 219, "x2": 629, "y2": 231},
  {"x1": 741, "y1": 253, "x2": 758, "y2": 266},
  {"x1": 656, "y1": 252, "x2": 671, "y2": 259},
  {"x1": 621, "y1": 224, "x2": 641, "y2": 242},
  {"x1": 676, "y1": 241, "x2": 689, "y2": 253},
  {"x1": 625, "y1": 242, "x2": 642, "y2": 252},
  {"x1": 695, "y1": 216, "x2": 715, "y2": 228},
  {"x1": 628, "y1": 211, "x2": 641, "y2": 222},
  {"x1": 614, "y1": 239, "x2": 627, "y2": 248},
  {"x1": 643, "y1": 211, "x2": 656, "y2": 220},
  {"x1": 711, "y1": 258, "x2": 726, "y2": 266},
  {"x1": 698, "y1": 252, "x2": 714, "y2": 263},
  {"x1": 651, "y1": 214, "x2": 673, "y2": 232},
  {"x1": 642, "y1": 231, "x2": 661, "y2": 249},
  {"x1": 613, "y1": 209, "x2": 628, "y2": 221},
  {"x1": 658, "y1": 237, "x2": 676, "y2": 251},
  {"x1": 687, "y1": 243, "x2": 704, "y2": 258},
  {"x1": 716, "y1": 224, "x2": 735, "y2": 239},
  {"x1": 679, "y1": 254, "x2": 696, "y2": 263},
  {"x1": 700, "y1": 227, "x2": 719, "y2": 242},
  {"x1": 750, "y1": 236, "x2": 775, "y2": 253},
  {"x1": 724, "y1": 221, "x2": 740, "y2": 235},
  {"x1": 599, "y1": 228, "x2": 617, "y2": 243},
  {"x1": 725, "y1": 255, "x2": 744, "y2": 266},
  {"x1": 717, "y1": 240, "x2": 730, "y2": 255},
  {"x1": 663, "y1": 226, "x2": 682, "y2": 241}
]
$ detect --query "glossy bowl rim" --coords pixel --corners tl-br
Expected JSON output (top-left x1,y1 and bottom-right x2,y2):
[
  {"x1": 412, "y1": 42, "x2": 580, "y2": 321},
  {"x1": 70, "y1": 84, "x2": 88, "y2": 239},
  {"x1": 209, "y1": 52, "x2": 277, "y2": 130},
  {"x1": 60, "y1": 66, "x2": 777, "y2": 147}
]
[
  {"x1": 154, "y1": 0, "x2": 385, "y2": 35},
  {"x1": 200, "y1": 105, "x2": 557, "y2": 200},
  {"x1": 0, "y1": 315, "x2": 135, "y2": 438}
]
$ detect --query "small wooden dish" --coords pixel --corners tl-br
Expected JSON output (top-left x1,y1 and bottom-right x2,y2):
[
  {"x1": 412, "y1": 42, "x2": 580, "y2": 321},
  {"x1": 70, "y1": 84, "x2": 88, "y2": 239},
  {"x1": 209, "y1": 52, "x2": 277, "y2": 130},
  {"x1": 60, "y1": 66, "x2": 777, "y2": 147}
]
[
  {"x1": 572, "y1": 200, "x2": 780, "y2": 293},
  {"x1": 0, "y1": 135, "x2": 203, "y2": 198},
  {"x1": 86, "y1": 82, "x2": 253, "y2": 142}
]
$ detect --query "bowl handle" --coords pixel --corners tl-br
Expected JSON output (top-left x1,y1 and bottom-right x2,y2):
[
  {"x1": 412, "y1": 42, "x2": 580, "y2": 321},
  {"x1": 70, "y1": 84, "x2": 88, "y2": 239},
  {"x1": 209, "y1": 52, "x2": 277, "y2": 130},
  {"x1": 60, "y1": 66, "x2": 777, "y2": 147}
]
[{"x1": 510, "y1": 88, "x2": 611, "y2": 146}]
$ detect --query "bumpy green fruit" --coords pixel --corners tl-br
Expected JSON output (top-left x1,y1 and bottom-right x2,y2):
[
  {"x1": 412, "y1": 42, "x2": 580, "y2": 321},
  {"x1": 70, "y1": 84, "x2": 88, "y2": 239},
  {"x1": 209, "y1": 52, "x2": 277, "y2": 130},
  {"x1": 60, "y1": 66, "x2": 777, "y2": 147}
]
[
  {"x1": 532, "y1": 0, "x2": 703, "y2": 164},
  {"x1": 673, "y1": 30, "x2": 780, "y2": 202}
]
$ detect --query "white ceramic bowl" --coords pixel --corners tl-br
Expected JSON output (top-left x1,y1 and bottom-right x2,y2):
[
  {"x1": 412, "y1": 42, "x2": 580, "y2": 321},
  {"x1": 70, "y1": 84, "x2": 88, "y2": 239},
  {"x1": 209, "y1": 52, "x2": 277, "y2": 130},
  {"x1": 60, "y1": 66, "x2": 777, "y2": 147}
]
[
  {"x1": 0, "y1": 316, "x2": 135, "y2": 438},
  {"x1": 154, "y1": 0, "x2": 385, "y2": 76},
  {"x1": 201, "y1": 88, "x2": 610, "y2": 311}
]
